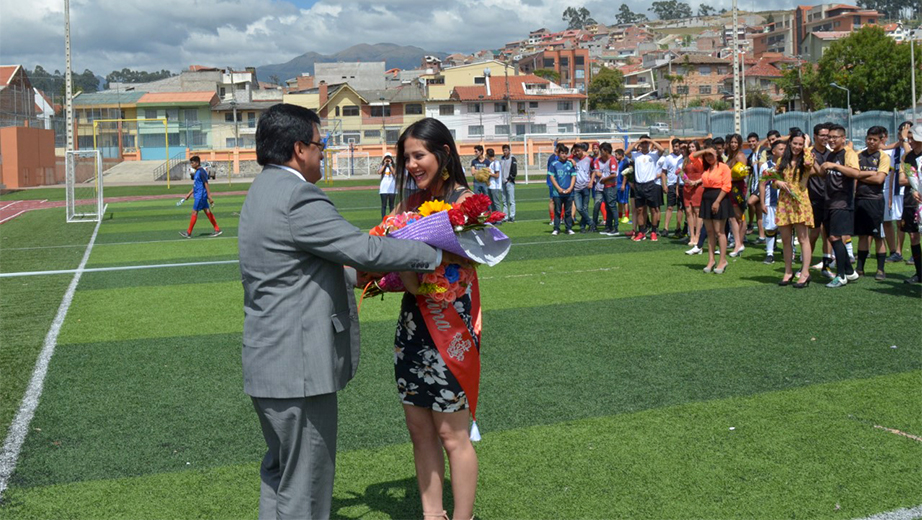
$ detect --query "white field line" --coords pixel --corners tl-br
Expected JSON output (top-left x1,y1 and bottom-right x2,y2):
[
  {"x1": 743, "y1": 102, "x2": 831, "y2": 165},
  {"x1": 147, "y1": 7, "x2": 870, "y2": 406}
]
[
  {"x1": 854, "y1": 504, "x2": 922, "y2": 520},
  {"x1": 0, "y1": 215, "x2": 103, "y2": 498},
  {"x1": 0, "y1": 259, "x2": 239, "y2": 279},
  {"x1": 0, "y1": 201, "x2": 24, "y2": 210},
  {"x1": 0, "y1": 210, "x2": 28, "y2": 224},
  {"x1": 479, "y1": 266, "x2": 620, "y2": 281},
  {"x1": 872, "y1": 424, "x2": 922, "y2": 442}
]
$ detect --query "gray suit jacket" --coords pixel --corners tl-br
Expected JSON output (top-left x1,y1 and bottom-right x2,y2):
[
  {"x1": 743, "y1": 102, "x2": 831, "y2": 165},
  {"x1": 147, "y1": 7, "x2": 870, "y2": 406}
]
[{"x1": 238, "y1": 166, "x2": 440, "y2": 398}]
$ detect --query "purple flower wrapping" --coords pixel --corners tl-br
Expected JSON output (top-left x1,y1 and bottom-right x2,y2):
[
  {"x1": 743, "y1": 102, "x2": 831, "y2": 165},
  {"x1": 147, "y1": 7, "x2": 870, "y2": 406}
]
[{"x1": 389, "y1": 211, "x2": 511, "y2": 266}]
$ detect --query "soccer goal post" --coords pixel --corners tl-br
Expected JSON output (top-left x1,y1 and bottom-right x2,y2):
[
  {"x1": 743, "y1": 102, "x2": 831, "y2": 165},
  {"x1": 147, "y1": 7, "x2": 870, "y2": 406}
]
[{"x1": 65, "y1": 150, "x2": 104, "y2": 223}]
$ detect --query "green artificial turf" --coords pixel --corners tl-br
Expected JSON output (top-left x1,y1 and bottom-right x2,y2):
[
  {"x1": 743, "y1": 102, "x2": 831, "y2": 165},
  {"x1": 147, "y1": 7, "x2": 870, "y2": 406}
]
[{"x1": 1, "y1": 183, "x2": 919, "y2": 519}]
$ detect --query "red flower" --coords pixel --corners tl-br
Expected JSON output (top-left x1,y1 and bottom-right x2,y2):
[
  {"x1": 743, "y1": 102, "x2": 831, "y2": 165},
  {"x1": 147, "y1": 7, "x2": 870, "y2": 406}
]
[
  {"x1": 448, "y1": 208, "x2": 467, "y2": 227},
  {"x1": 486, "y1": 211, "x2": 505, "y2": 223},
  {"x1": 461, "y1": 194, "x2": 492, "y2": 219}
]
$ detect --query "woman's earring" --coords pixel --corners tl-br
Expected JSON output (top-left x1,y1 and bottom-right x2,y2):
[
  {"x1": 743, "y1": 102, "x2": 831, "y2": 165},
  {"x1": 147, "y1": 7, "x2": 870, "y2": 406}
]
[{"x1": 441, "y1": 168, "x2": 450, "y2": 180}]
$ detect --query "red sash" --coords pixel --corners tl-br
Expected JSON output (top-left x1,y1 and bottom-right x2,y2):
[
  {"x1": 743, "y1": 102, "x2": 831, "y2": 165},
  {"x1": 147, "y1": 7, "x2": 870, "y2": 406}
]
[{"x1": 417, "y1": 272, "x2": 482, "y2": 419}]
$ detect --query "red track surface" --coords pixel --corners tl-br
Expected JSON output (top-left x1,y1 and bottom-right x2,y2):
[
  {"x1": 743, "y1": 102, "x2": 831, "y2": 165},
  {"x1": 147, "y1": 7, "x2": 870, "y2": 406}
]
[{"x1": 0, "y1": 185, "x2": 376, "y2": 224}]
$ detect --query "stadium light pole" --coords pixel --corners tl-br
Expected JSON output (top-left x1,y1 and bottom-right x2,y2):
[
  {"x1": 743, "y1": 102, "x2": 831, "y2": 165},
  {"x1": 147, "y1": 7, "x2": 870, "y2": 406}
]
[
  {"x1": 830, "y1": 82, "x2": 851, "y2": 138},
  {"x1": 910, "y1": 25, "x2": 918, "y2": 124},
  {"x1": 64, "y1": 0, "x2": 74, "y2": 152}
]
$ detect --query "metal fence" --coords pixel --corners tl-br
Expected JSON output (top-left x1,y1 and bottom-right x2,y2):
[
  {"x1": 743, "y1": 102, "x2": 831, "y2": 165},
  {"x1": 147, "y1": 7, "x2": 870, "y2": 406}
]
[{"x1": 583, "y1": 108, "x2": 918, "y2": 139}]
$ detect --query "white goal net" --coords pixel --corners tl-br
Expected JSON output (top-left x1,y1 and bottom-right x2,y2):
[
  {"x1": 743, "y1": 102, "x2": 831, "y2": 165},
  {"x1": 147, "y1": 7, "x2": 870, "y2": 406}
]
[{"x1": 65, "y1": 150, "x2": 104, "y2": 223}]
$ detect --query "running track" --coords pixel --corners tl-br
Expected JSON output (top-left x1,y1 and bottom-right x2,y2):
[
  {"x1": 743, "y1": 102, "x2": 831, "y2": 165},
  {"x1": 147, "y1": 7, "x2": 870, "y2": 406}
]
[{"x1": 0, "y1": 185, "x2": 376, "y2": 225}]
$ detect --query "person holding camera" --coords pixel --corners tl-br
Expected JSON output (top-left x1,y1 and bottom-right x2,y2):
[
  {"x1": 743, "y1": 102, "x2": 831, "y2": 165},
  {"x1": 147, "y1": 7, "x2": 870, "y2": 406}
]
[{"x1": 378, "y1": 153, "x2": 397, "y2": 218}]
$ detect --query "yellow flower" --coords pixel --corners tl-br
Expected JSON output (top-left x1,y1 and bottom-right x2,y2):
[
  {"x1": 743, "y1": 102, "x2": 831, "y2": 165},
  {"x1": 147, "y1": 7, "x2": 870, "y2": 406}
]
[{"x1": 418, "y1": 199, "x2": 453, "y2": 217}]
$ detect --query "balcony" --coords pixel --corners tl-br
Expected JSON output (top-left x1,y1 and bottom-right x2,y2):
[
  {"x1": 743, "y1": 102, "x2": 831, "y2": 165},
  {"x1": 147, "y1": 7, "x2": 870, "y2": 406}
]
[
  {"x1": 510, "y1": 110, "x2": 537, "y2": 123},
  {"x1": 522, "y1": 86, "x2": 580, "y2": 96}
]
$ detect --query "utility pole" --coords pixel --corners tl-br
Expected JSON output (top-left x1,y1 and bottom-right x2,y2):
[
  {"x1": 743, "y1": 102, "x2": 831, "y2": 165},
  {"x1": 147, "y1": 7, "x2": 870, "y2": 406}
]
[
  {"x1": 64, "y1": 0, "x2": 74, "y2": 151},
  {"x1": 731, "y1": 0, "x2": 741, "y2": 134},
  {"x1": 910, "y1": 25, "x2": 918, "y2": 125},
  {"x1": 741, "y1": 50, "x2": 747, "y2": 137}
]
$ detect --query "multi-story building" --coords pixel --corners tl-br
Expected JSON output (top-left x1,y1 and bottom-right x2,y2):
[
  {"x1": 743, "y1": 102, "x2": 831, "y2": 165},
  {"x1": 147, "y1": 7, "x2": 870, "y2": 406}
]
[
  {"x1": 0, "y1": 65, "x2": 36, "y2": 128},
  {"x1": 314, "y1": 62, "x2": 386, "y2": 91},
  {"x1": 517, "y1": 48, "x2": 591, "y2": 92},
  {"x1": 751, "y1": 3, "x2": 879, "y2": 58},
  {"x1": 419, "y1": 60, "x2": 518, "y2": 101},
  {"x1": 655, "y1": 54, "x2": 732, "y2": 106},
  {"x1": 135, "y1": 91, "x2": 218, "y2": 160},
  {"x1": 72, "y1": 90, "x2": 142, "y2": 158},
  {"x1": 440, "y1": 74, "x2": 585, "y2": 141},
  {"x1": 802, "y1": 31, "x2": 851, "y2": 61}
]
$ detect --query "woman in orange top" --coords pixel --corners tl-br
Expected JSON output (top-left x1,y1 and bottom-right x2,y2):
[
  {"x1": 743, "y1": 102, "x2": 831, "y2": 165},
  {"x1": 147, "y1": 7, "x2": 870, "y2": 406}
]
[
  {"x1": 694, "y1": 148, "x2": 732, "y2": 273},
  {"x1": 682, "y1": 140, "x2": 705, "y2": 247}
]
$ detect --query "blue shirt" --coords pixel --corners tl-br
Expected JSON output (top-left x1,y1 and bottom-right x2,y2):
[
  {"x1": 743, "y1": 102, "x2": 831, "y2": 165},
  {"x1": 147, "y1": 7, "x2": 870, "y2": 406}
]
[
  {"x1": 616, "y1": 158, "x2": 631, "y2": 190},
  {"x1": 193, "y1": 168, "x2": 208, "y2": 200},
  {"x1": 547, "y1": 157, "x2": 575, "y2": 196},
  {"x1": 546, "y1": 154, "x2": 557, "y2": 186}
]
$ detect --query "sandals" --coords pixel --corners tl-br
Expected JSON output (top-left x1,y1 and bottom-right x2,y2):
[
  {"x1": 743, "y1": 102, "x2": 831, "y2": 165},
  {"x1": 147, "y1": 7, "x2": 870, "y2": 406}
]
[{"x1": 423, "y1": 512, "x2": 449, "y2": 520}]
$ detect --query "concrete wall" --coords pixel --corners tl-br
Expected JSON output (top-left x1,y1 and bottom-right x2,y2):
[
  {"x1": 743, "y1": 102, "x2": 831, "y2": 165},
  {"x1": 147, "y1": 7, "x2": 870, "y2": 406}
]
[{"x1": 0, "y1": 126, "x2": 59, "y2": 188}]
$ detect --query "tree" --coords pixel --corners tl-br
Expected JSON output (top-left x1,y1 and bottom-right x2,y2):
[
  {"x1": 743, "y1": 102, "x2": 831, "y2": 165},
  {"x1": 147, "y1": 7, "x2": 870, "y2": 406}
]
[
  {"x1": 28, "y1": 65, "x2": 64, "y2": 95},
  {"x1": 533, "y1": 68, "x2": 561, "y2": 82},
  {"x1": 105, "y1": 68, "x2": 173, "y2": 88},
  {"x1": 857, "y1": 0, "x2": 916, "y2": 20},
  {"x1": 745, "y1": 89, "x2": 775, "y2": 108},
  {"x1": 765, "y1": 13, "x2": 775, "y2": 24},
  {"x1": 776, "y1": 64, "x2": 824, "y2": 111},
  {"x1": 615, "y1": 3, "x2": 647, "y2": 24},
  {"x1": 562, "y1": 6, "x2": 596, "y2": 29},
  {"x1": 650, "y1": 0, "x2": 693, "y2": 20},
  {"x1": 815, "y1": 25, "x2": 920, "y2": 112},
  {"x1": 74, "y1": 69, "x2": 99, "y2": 93},
  {"x1": 269, "y1": 74, "x2": 282, "y2": 86},
  {"x1": 588, "y1": 67, "x2": 625, "y2": 110},
  {"x1": 697, "y1": 5, "x2": 716, "y2": 16}
]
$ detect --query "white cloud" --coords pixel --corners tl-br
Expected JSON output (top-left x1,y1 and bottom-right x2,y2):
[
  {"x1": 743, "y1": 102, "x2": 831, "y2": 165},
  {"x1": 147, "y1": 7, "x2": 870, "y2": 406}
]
[{"x1": 0, "y1": 0, "x2": 826, "y2": 76}]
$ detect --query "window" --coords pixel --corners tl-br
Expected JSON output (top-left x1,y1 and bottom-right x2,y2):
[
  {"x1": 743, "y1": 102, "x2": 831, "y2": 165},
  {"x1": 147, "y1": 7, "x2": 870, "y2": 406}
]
[
  {"x1": 560, "y1": 57, "x2": 569, "y2": 67},
  {"x1": 494, "y1": 102, "x2": 508, "y2": 113},
  {"x1": 342, "y1": 105, "x2": 360, "y2": 117},
  {"x1": 335, "y1": 106, "x2": 340, "y2": 117},
  {"x1": 224, "y1": 112, "x2": 242, "y2": 122},
  {"x1": 637, "y1": 76, "x2": 648, "y2": 84},
  {"x1": 468, "y1": 125, "x2": 484, "y2": 136},
  {"x1": 853, "y1": 16, "x2": 860, "y2": 24},
  {"x1": 226, "y1": 138, "x2": 237, "y2": 148},
  {"x1": 575, "y1": 69, "x2": 585, "y2": 79},
  {"x1": 145, "y1": 109, "x2": 157, "y2": 119},
  {"x1": 386, "y1": 129, "x2": 400, "y2": 144},
  {"x1": 531, "y1": 123, "x2": 547, "y2": 133},
  {"x1": 450, "y1": 129, "x2": 456, "y2": 139},
  {"x1": 718, "y1": 67, "x2": 728, "y2": 75},
  {"x1": 220, "y1": 87, "x2": 226, "y2": 98},
  {"x1": 364, "y1": 130, "x2": 381, "y2": 139},
  {"x1": 342, "y1": 131, "x2": 361, "y2": 144},
  {"x1": 517, "y1": 102, "x2": 526, "y2": 112},
  {"x1": 247, "y1": 112, "x2": 257, "y2": 128},
  {"x1": 557, "y1": 101, "x2": 573, "y2": 111},
  {"x1": 427, "y1": 76, "x2": 445, "y2": 85},
  {"x1": 166, "y1": 109, "x2": 179, "y2": 121},
  {"x1": 698, "y1": 85, "x2": 712, "y2": 95},
  {"x1": 405, "y1": 103, "x2": 423, "y2": 115},
  {"x1": 698, "y1": 66, "x2": 712, "y2": 75},
  {"x1": 370, "y1": 106, "x2": 391, "y2": 117},
  {"x1": 495, "y1": 125, "x2": 509, "y2": 136},
  {"x1": 575, "y1": 56, "x2": 585, "y2": 66},
  {"x1": 474, "y1": 77, "x2": 486, "y2": 85},
  {"x1": 468, "y1": 103, "x2": 482, "y2": 113},
  {"x1": 439, "y1": 105, "x2": 454, "y2": 116},
  {"x1": 184, "y1": 109, "x2": 198, "y2": 122},
  {"x1": 676, "y1": 85, "x2": 689, "y2": 95},
  {"x1": 529, "y1": 101, "x2": 539, "y2": 109},
  {"x1": 543, "y1": 58, "x2": 555, "y2": 68},
  {"x1": 558, "y1": 123, "x2": 574, "y2": 133}
]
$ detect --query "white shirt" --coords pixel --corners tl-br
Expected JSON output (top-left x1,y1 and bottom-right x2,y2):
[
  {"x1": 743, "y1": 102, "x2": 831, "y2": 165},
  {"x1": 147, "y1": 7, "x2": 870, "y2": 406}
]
[
  {"x1": 489, "y1": 160, "x2": 503, "y2": 190},
  {"x1": 663, "y1": 153, "x2": 684, "y2": 186},
  {"x1": 270, "y1": 163, "x2": 305, "y2": 182},
  {"x1": 379, "y1": 164, "x2": 396, "y2": 194},
  {"x1": 632, "y1": 151, "x2": 661, "y2": 184}
]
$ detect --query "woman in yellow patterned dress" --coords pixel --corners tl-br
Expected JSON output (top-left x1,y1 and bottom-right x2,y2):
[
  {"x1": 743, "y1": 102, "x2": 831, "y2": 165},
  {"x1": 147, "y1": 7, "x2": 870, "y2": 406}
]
[{"x1": 773, "y1": 131, "x2": 814, "y2": 288}]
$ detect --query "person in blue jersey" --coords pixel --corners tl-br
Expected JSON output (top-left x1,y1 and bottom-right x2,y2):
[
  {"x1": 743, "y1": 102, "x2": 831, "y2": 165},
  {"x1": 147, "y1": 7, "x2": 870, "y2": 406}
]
[
  {"x1": 548, "y1": 143, "x2": 577, "y2": 235},
  {"x1": 179, "y1": 156, "x2": 221, "y2": 238}
]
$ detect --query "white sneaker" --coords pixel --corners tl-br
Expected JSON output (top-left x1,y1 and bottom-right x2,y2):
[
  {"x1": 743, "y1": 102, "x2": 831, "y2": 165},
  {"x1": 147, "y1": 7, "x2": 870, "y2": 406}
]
[
  {"x1": 567, "y1": 229, "x2": 576, "y2": 235},
  {"x1": 685, "y1": 246, "x2": 702, "y2": 255},
  {"x1": 811, "y1": 261, "x2": 824, "y2": 270},
  {"x1": 846, "y1": 271, "x2": 860, "y2": 282},
  {"x1": 551, "y1": 230, "x2": 559, "y2": 236}
]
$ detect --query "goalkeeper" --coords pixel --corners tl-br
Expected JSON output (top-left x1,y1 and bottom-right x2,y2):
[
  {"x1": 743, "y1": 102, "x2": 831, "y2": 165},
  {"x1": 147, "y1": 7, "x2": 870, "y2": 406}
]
[{"x1": 178, "y1": 156, "x2": 222, "y2": 238}]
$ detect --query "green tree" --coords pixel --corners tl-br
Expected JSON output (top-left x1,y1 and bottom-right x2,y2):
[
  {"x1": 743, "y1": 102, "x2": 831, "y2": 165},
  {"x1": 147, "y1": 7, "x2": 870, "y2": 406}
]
[
  {"x1": 815, "y1": 25, "x2": 919, "y2": 111},
  {"x1": 74, "y1": 69, "x2": 99, "y2": 93},
  {"x1": 105, "y1": 68, "x2": 173, "y2": 88},
  {"x1": 745, "y1": 89, "x2": 775, "y2": 108},
  {"x1": 650, "y1": 0, "x2": 693, "y2": 20},
  {"x1": 588, "y1": 67, "x2": 625, "y2": 110},
  {"x1": 776, "y1": 63, "x2": 824, "y2": 111},
  {"x1": 562, "y1": 6, "x2": 596, "y2": 29},
  {"x1": 28, "y1": 65, "x2": 64, "y2": 95},
  {"x1": 615, "y1": 3, "x2": 647, "y2": 24},
  {"x1": 533, "y1": 68, "x2": 561, "y2": 82},
  {"x1": 697, "y1": 5, "x2": 716, "y2": 16},
  {"x1": 766, "y1": 13, "x2": 775, "y2": 24}
]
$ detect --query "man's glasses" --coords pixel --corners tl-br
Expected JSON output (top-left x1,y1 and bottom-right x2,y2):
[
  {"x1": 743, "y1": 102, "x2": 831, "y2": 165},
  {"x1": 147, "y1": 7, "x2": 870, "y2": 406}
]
[{"x1": 302, "y1": 140, "x2": 326, "y2": 151}]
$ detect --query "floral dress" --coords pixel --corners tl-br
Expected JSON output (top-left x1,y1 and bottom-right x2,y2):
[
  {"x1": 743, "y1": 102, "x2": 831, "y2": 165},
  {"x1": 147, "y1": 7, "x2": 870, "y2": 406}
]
[
  {"x1": 393, "y1": 188, "x2": 478, "y2": 413},
  {"x1": 775, "y1": 154, "x2": 814, "y2": 227}
]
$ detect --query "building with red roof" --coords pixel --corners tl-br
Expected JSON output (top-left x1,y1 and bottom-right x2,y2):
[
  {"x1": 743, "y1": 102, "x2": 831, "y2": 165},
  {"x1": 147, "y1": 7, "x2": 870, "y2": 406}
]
[{"x1": 0, "y1": 65, "x2": 37, "y2": 127}]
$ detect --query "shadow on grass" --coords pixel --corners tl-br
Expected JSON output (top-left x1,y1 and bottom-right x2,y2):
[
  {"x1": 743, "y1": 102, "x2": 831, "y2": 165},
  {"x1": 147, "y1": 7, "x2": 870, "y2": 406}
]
[
  {"x1": 332, "y1": 476, "x2": 443, "y2": 520},
  {"x1": 738, "y1": 275, "x2": 783, "y2": 284},
  {"x1": 867, "y1": 279, "x2": 922, "y2": 298}
]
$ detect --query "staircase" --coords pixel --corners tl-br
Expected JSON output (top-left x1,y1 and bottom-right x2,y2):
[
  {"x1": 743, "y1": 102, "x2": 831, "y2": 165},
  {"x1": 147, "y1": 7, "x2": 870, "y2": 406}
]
[
  {"x1": 153, "y1": 152, "x2": 189, "y2": 182},
  {"x1": 102, "y1": 160, "x2": 165, "y2": 183}
]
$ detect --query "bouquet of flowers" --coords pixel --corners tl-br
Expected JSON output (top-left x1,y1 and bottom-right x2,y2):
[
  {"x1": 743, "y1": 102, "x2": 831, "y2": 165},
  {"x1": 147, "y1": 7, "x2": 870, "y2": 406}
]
[
  {"x1": 363, "y1": 194, "x2": 509, "y2": 302},
  {"x1": 473, "y1": 167, "x2": 493, "y2": 183},
  {"x1": 903, "y1": 163, "x2": 922, "y2": 224},
  {"x1": 761, "y1": 167, "x2": 804, "y2": 204}
]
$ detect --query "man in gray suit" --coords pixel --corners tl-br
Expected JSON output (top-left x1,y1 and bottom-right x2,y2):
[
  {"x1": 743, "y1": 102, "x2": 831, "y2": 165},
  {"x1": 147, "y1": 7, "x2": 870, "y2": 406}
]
[{"x1": 238, "y1": 104, "x2": 443, "y2": 519}]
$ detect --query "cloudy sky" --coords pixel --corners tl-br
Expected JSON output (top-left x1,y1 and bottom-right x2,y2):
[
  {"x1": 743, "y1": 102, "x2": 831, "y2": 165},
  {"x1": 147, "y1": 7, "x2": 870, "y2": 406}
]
[{"x1": 4, "y1": 0, "x2": 828, "y2": 77}]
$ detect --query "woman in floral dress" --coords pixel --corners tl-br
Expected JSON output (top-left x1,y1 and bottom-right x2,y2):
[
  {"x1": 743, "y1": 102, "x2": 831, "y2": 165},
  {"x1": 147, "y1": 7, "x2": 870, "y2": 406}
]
[
  {"x1": 391, "y1": 118, "x2": 478, "y2": 520},
  {"x1": 773, "y1": 130, "x2": 814, "y2": 287}
]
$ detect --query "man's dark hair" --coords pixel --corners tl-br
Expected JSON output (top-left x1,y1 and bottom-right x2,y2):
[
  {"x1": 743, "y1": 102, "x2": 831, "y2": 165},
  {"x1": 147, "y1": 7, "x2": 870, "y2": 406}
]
[
  {"x1": 671, "y1": 138, "x2": 682, "y2": 147},
  {"x1": 767, "y1": 130, "x2": 781, "y2": 139},
  {"x1": 828, "y1": 124, "x2": 846, "y2": 135},
  {"x1": 474, "y1": 144, "x2": 484, "y2": 153},
  {"x1": 486, "y1": 148, "x2": 495, "y2": 157},
  {"x1": 712, "y1": 136, "x2": 725, "y2": 146},
  {"x1": 747, "y1": 132, "x2": 759, "y2": 141},
  {"x1": 190, "y1": 155, "x2": 201, "y2": 163},
  {"x1": 813, "y1": 123, "x2": 830, "y2": 136},
  {"x1": 502, "y1": 144, "x2": 511, "y2": 151},
  {"x1": 640, "y1": 134, "x2": 650, "y2": 140},
  {"x1": 771, "y1": 139, "x2": 786, "y2": 150},
  {"x1": 867, "y1": 126, "x2": 886, "y2": 138},
  {"x1": 256, "y1": 104, "x2": 321, "y2": 166},
  {"x1": 556, "y1": 144, "x2": 570, "y2": 154},
  {"x1": 600, "y1": 142, "x2": 613, "y2": 154},
  {"x1": 614, "y1": 148, "x2": 625, "y2": 155},
  {"x1": 579, "y1": 142, "x2": 590, "y2": 151},
  {"x1": 703, "y1": 138, "x2": 713, "y2": 148}
]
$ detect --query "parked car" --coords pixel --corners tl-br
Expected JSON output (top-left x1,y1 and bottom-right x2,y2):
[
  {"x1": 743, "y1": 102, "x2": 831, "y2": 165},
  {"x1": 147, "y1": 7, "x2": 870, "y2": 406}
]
[{"x1": 649, "y1": 122, "x2": 670, "y2": 134}]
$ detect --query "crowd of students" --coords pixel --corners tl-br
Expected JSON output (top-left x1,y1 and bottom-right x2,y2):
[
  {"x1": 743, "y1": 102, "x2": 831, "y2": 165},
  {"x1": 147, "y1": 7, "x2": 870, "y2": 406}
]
[{"x1": 542, "y1": 122, "x2": 922, "y2": 287}]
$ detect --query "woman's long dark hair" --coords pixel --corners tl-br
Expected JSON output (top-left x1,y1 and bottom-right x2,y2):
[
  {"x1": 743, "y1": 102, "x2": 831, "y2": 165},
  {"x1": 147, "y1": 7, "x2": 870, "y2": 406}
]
[
  {"x1": 776, "y1": 130, "x2": 807, "y2": 184},
  {"x1": 395, "y1": 118, "x2": 469, "y2": 205}
]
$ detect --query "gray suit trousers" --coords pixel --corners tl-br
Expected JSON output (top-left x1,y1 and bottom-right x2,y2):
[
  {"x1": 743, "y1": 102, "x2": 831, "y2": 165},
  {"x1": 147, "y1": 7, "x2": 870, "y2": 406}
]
[{"x1": 252, "y1": 394, "x2": 338, "y2": 520}]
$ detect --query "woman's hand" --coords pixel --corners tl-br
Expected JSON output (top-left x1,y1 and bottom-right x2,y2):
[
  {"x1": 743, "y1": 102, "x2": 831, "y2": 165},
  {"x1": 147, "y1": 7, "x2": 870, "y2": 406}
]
[
  {"x1": 711, "y1": 202, "x2": 720, "y2": 214},
  {"x1": 399, "y1": 271, "x2": 420, "y2": 295}
]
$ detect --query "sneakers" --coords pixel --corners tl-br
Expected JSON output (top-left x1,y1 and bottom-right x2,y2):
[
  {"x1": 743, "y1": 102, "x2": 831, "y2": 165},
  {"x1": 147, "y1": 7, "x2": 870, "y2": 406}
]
[
  {"x1": 826, "y1": 276, "x2": 848, "y2": 288},
  {"x1": 600, "y1": 228, "x2": 612, "y2": 235},
  {"x1": 632, "y1": 232, "x2": 646, "y2": 242},
  {"x1": 874, "y1": 271, "x2": 887, "y2": 281},
  {"x1": 845, "y1": 271, "x2": 860, "y2": 282},
  {"x1": 820, "y1": 268, "x2": 836, "y2": 280},
  {"x1": 650, "y1": 231, "x2": 658, "y2": 242},
  {"x1": 685, "y1": 246, "x2": 702, "y2": 255},
  {"x1": 811, "y1": 261, "x2": 824, "y2": 270},
  {"x1": 567, "y1": 229, "x2": 576, "y2": 235},
  {"x1": 580, "y1": 228, "x2": 589, "y2": 234},
  {"x1": 763, "y1": 255, "x2": 774, "y2": 265},
  {"x1": 904, "y1": 274, "x2": 920, "y2": 284},
  {"x1": 551, "y1": 230, "x2": 559, "y2": 236},
  {"x1": 210, "y1": 230, "x2": 223, "y2": 238},
  {"x1": 179, "y1": 231, "x2": 192, "y2": 238},
  {"x1": 756, "y1": 237, "x2": 766, "y2": 244},
  {"x1": 885, "y1": 252, "x2": 903, "y2": 262}
]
